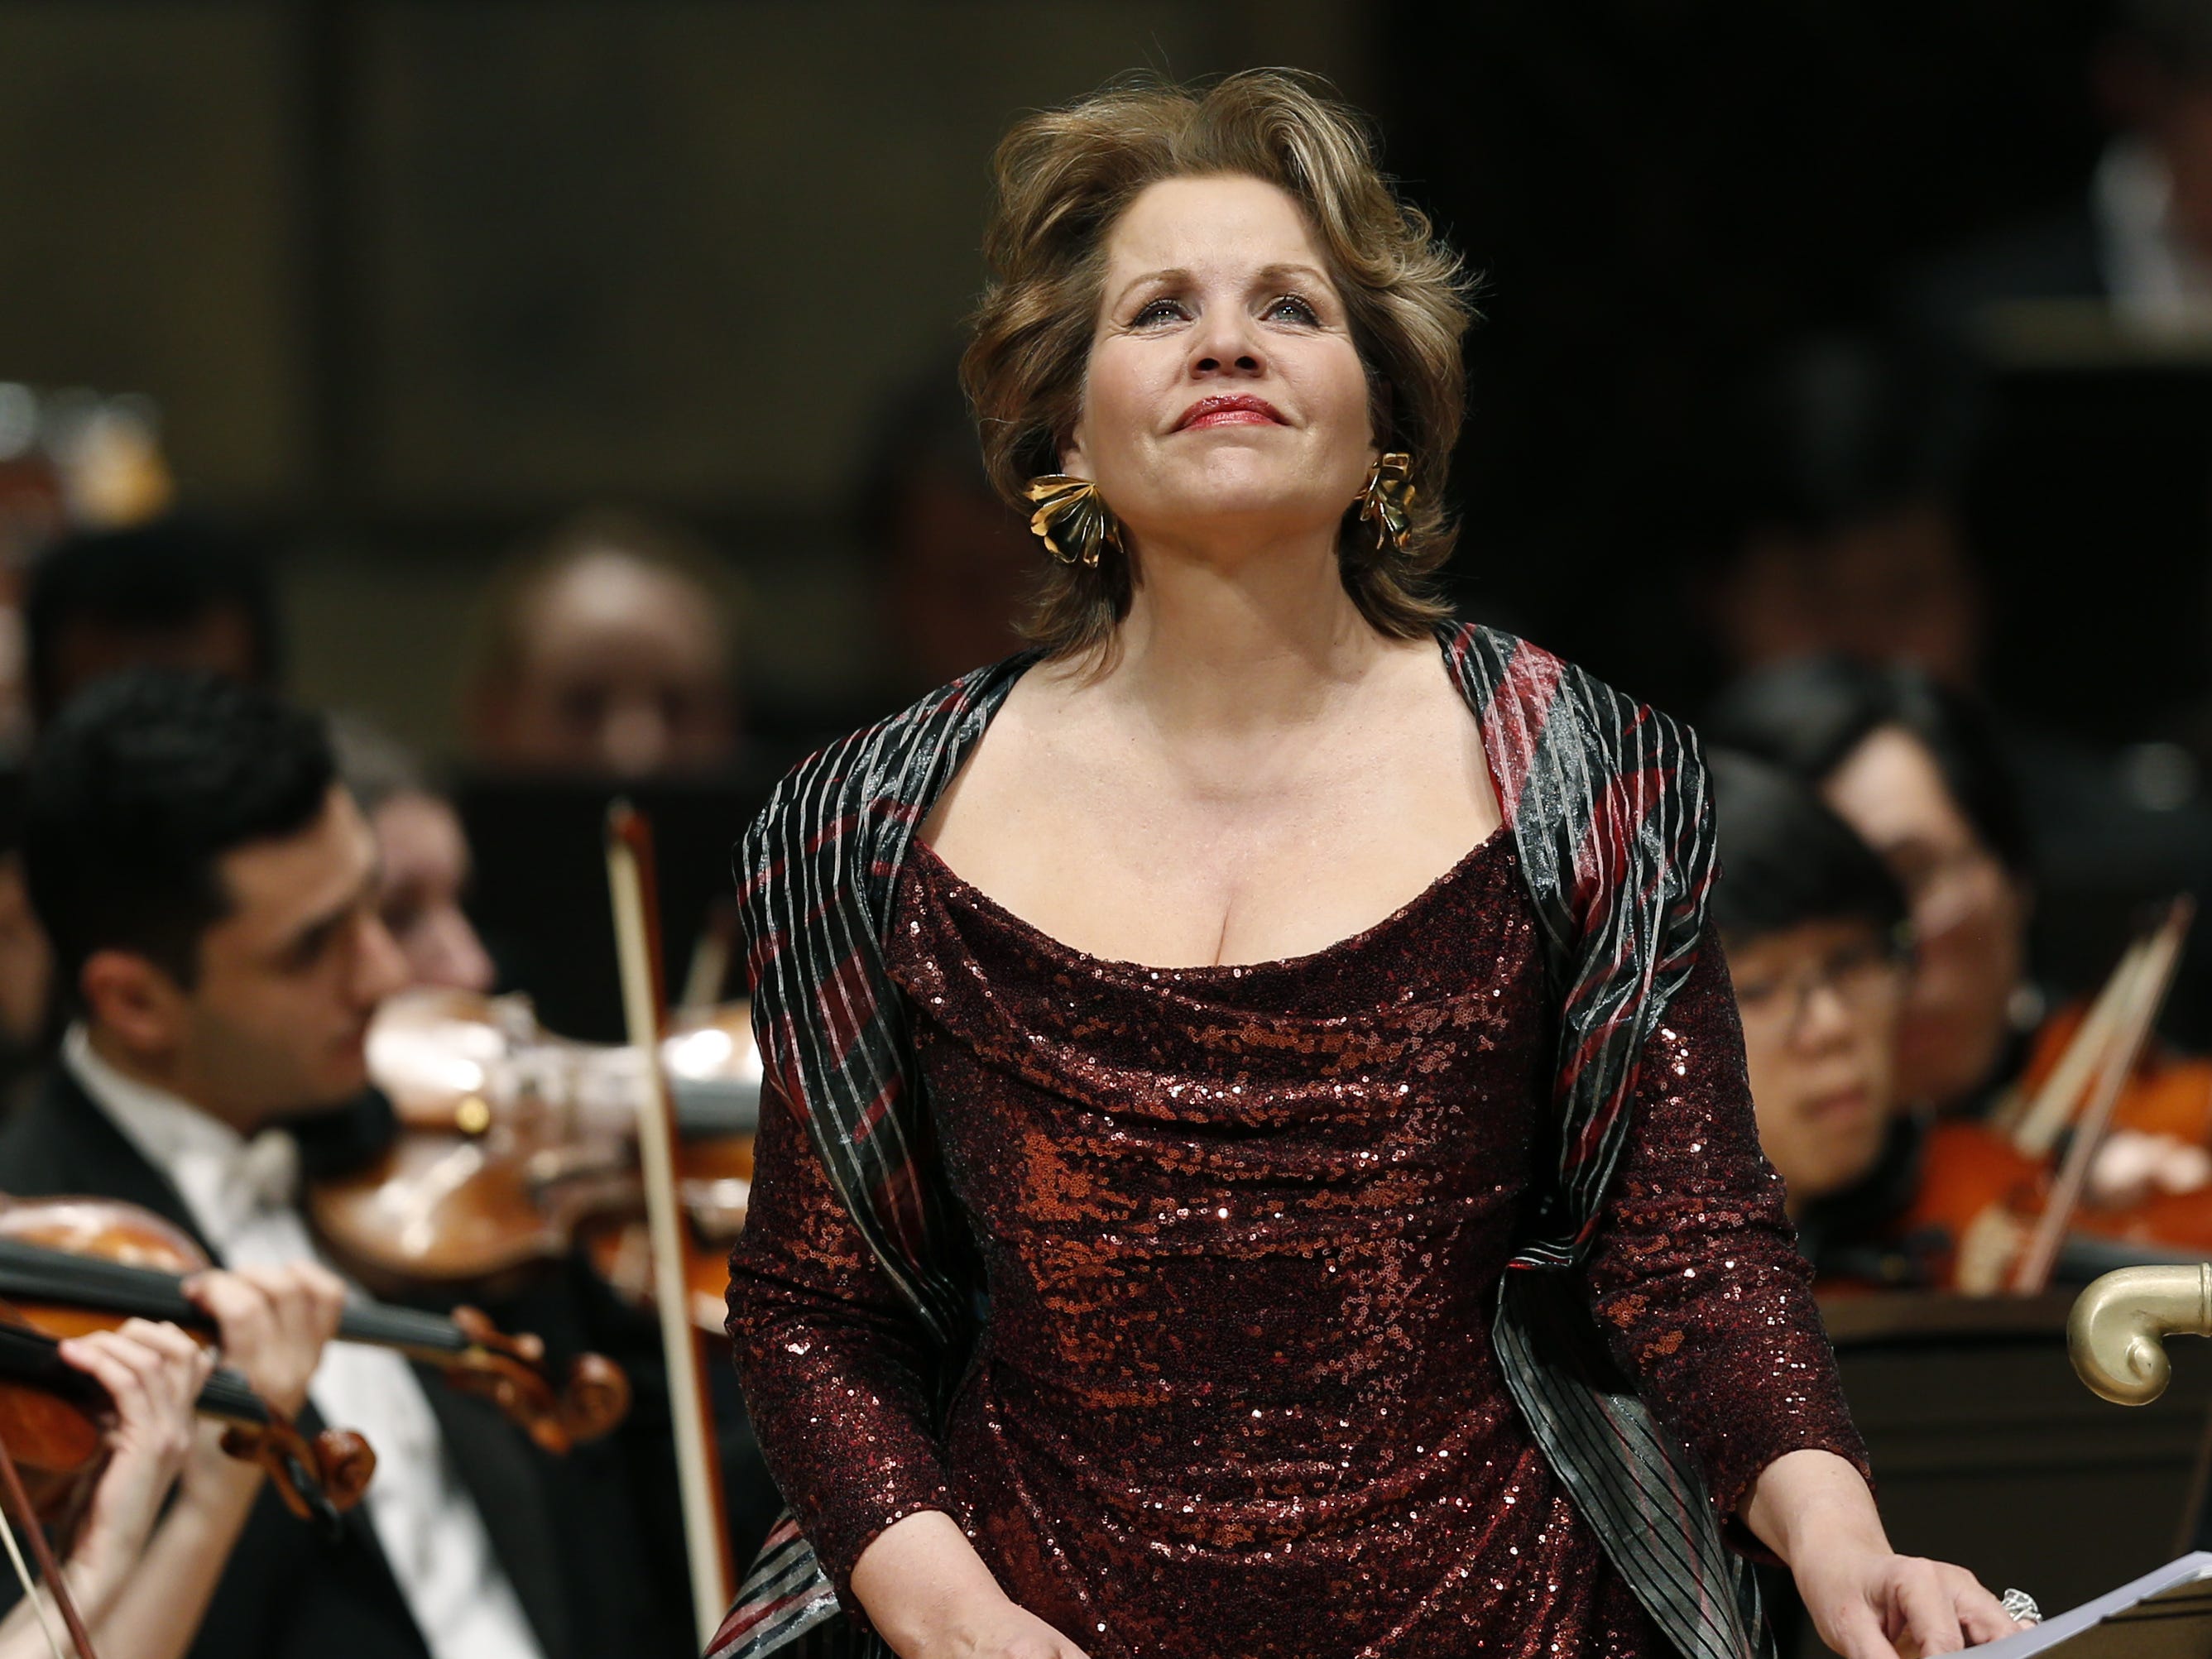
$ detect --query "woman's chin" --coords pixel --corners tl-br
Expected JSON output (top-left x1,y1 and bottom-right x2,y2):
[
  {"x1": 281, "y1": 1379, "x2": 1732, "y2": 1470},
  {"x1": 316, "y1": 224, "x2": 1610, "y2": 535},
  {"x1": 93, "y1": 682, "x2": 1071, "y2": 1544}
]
[{"x1": 1129, "y1": 482, "x2": 1358, "y2": 544}]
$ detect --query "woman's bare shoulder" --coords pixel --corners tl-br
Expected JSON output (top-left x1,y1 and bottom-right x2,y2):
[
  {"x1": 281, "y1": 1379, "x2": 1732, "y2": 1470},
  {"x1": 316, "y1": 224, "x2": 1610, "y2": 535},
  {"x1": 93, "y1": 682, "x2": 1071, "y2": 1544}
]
[{"x1": 918, "y1": 664, "x2": 1095, "y2": 852}]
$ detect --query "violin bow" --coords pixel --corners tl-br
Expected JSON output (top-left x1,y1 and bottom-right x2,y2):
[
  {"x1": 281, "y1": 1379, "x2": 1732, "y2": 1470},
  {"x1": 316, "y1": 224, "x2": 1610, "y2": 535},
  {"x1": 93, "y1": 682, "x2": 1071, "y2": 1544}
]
[
  {"x1": 679, "y1": 897, "x2": 739, "y2": 1019},
  {"x1": 606, "y1": 803, "x2": 737, "y2": 1645},
  {"x1": 0, "y1": 1426, "x2": 98, "y2": 1659},
  {"x1": 2008, "y1": 928, "x2": 2157, "y2": 1157},
  {"x1": 2013, "y1": 896, "x2": 2195, "y2": 1295}
]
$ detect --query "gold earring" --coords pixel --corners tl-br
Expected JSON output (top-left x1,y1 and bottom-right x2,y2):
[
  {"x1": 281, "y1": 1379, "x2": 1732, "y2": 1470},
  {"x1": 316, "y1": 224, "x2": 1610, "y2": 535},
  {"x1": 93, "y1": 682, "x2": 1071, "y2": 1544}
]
[
  {"x1": 1356, "y1": 452, "x2": 1416, "y2": 554},
  {"x1": 1023, "y1": 475, "x2": 1121, "y2": 568}
]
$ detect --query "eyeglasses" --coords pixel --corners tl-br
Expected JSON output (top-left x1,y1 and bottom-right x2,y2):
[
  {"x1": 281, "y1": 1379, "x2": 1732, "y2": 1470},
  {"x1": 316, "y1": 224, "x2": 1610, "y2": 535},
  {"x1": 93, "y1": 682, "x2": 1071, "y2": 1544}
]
[{"x1": 1734, "y1": 936, "x2": 1908, "y2": 1044}]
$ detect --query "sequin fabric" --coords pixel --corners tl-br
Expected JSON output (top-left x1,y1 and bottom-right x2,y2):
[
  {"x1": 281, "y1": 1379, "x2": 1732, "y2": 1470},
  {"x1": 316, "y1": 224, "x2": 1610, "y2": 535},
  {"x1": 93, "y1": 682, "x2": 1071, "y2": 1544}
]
[{"x1": 727, "y1": 830, "x2": 1866, "y2": 1659}]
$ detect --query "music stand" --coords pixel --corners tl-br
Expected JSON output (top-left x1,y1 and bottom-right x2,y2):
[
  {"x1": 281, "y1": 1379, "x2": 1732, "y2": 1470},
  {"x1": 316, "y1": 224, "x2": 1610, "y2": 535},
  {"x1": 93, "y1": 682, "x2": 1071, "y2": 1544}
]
[{"x1": 454, "y1": 767, "x2": 776, "y2": 1042}]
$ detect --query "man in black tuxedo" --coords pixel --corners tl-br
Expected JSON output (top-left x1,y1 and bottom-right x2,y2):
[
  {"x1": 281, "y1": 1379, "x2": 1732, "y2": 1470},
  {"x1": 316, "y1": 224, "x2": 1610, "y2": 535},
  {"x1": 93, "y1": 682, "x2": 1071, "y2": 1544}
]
[{"x1": 0, "y1": 669, "x2": 691, "y2": 1659}]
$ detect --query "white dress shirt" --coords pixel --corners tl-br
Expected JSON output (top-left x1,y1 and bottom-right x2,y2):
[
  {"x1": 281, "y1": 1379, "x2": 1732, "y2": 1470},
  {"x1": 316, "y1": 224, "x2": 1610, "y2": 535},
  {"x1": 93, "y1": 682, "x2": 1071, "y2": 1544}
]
[{"x1": 65, "y1": 1024, "x2": 547, "y2": 1659}]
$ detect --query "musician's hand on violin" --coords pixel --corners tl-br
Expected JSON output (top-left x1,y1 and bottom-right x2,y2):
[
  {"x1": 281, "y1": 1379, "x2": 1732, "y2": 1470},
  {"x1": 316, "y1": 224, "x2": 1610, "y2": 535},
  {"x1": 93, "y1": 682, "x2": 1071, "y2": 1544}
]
[
  {"x1": 52, "y1": 1319, "x2": 212, "y2": 1593},
  {"x1": 180, "y1": 1262, "x2": 348, "y2": 1417},
  {"x1": 1745, "y1": 1450, "x2": 2021, "y2": 1657},
  {"x1": 2090, "y1": 1128, "x2": 2212, "y2": 1206}
]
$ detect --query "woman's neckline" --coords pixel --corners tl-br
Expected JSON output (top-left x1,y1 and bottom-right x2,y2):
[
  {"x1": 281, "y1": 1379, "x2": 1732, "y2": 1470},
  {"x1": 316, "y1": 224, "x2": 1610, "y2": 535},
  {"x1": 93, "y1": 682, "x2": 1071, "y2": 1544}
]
[{"x1": 906, "y1": 818, "x2": 1512, "y2": 979}]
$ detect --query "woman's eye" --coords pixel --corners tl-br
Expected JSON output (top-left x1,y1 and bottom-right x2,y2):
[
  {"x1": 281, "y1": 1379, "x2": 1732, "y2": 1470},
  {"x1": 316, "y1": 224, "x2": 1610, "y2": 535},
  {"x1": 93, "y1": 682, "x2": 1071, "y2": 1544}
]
[
  {"x1": 1131, "y1": 299, "x2": 1187, "y2": 327},
  {"x1": 1266, "y1": 294, "x2": 1320, "y2": 324}
]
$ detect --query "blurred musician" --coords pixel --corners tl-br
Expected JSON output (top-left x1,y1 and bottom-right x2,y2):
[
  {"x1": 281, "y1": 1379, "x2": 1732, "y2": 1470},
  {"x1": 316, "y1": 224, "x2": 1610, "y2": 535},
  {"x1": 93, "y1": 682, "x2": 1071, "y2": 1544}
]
[
  {"x1": 0, "y1": 669, "x2": 688, "y2": 1659},
  {"x1": 1701, "y1": 337, "x2": 1982, "y2": 695},
  {"x1": 0, "y1": 1275, "x2": 341, "y2": 1659},
  {"x1": 1708, "y1": 657, "x2": 2033, "y2": 1120},
  {"x1": 329, "y1": 715, "x2": 495, "y2": 995},
  {"x1": 1707, "y1": 658, "x2": 2212, "y2": 1264},
  {"x1": 22, "y1": 516, "x2": 279, "y2": 732},
  {"x1": 1912, "y1": 0, "x2": 2212, "y2": 344},
  {"x1": 1710, "y1": 751, "x2": 1930, "y2": 1285},
  {"x1": 463, "y1": 511, "x2": 742, "y2": 782},
  {"x1": 0, "y1": 514, "x2": 290, "y2": 1091}
]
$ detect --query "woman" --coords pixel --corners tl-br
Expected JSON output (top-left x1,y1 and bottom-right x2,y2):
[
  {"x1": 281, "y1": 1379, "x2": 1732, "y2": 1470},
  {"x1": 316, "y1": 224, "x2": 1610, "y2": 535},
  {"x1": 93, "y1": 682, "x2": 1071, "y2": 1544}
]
[
  {"x1": 1709, "y1": 752, "x2": 1928, "y2": 1284},
  {"x1": 722, "y1": 73, "x2": 2013, "y2": 1659},
  {"x1": 0, "y1": 1262, "x2": 346, "y2": 1659}
]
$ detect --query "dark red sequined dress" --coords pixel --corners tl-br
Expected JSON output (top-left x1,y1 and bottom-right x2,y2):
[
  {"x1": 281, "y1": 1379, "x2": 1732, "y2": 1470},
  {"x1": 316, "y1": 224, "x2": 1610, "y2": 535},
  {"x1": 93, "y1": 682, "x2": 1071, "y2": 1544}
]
[{"x1": 727, "y1": 829, "x2": 1865, "y2": 1659}]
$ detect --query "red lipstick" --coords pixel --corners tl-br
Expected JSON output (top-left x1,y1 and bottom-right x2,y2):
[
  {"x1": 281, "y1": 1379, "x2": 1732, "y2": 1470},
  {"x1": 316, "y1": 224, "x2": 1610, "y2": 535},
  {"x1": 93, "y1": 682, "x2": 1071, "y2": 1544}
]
[{"x1": 1174, "y1": 394, "x2": 1286, "y2": 431}]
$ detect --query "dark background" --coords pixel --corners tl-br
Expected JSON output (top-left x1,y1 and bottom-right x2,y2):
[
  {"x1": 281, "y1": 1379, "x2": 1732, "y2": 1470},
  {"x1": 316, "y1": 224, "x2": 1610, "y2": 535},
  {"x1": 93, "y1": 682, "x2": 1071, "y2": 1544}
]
[
  {"x1": 1389, "y1": 2, "x2": 2110, "y2": 710},
  {"x1": 0, "y1": 1, "x2": 2147, "y2": 749}
]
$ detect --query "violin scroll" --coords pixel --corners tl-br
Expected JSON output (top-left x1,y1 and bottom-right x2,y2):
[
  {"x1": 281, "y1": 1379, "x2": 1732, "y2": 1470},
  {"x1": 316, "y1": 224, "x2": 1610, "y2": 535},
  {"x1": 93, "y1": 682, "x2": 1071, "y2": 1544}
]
[
  {"x1": 221, "y1": 1417, "x2": 376, "y2": 1531},
  {"x1": 445, "y1": 1306, "x2": 631, "y2": 1455},
  {"x1": 2069, "y1": 1262, "x2": 2212, "y2": 1406},
  {"x1": 559, "y1": 1352, "x2": 632, "y2": 1445}
]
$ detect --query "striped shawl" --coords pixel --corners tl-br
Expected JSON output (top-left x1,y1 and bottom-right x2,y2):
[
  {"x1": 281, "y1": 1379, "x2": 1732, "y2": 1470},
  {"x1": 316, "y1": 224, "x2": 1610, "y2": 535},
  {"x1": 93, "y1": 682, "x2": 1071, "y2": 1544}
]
[{"x1": 709, "y1": 623, "x2": 1768, "y2": 1659}]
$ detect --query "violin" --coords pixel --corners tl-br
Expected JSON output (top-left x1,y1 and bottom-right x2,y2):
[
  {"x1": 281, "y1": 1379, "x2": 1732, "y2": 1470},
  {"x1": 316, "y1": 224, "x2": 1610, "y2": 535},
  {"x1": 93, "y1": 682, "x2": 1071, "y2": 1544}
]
[
  {"x1": 309, "y1": 815, "x2": 743, "y2": 1643},
  {"x1": 0, "y1": 1194, "x2": 381, "y2": 1535},
  {"x1": 0, "y1": 1316, "x2": 372, "y2": 1534},
  {"x1": 1886, "y1": 898, "x2": 2212, "y2": 1293},
  {"x1": 0, "y1": 1197, "x2": 379, "y2": 1659},
  {"x1": 308, "y1": 987, "x2": 756, "y2": 1335},
  {"x1": 0, "y1": 1194, "x2": 630, "y2": 1456},
  {"x1": 0, "y1": 1321, "x2": 370, "y2": 1659}
]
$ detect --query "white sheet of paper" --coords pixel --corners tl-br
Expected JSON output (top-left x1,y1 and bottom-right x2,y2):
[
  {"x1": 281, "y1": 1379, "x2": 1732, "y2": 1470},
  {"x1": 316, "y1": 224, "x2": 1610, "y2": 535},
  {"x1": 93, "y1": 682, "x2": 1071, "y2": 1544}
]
[{"x1": 1964, "y1": 1551, "x2": 2212, "y2": 1654}]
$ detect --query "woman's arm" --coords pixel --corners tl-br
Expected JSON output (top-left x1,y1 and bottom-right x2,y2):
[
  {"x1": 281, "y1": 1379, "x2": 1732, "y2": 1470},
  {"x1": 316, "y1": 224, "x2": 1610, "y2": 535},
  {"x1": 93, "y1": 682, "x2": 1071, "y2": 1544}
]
[
  {"x1": 1742, "y1": 1449, "x2": 2015, "y2": 1659},
  {"x1": 729, "y1": 1094, "x2": 1088, "y2": 1657},
  {"x1": 850, "y1": 1512, "x2": 1088, "y2": 1659},
  {"x1": 1579, "y1": 933, "x2": 2016, "y2": 1659},
  {"x1": 1580, "y1": 935, "x2": 1872, "y2": 1521}
]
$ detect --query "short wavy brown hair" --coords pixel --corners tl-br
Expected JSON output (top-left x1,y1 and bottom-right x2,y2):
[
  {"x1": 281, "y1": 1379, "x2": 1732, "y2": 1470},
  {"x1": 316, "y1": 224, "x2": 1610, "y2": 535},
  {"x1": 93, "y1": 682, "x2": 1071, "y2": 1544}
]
[{"x1": 962, "y1": 70, "x2": 1476, "y2": 661}]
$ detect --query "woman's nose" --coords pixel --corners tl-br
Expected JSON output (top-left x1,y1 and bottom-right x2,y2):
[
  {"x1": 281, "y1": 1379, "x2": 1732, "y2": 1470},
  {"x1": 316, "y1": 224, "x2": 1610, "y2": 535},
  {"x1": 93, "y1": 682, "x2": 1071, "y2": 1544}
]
[{"x1": 1190, "y1": 309, "x2": 1265, "y2": 377}]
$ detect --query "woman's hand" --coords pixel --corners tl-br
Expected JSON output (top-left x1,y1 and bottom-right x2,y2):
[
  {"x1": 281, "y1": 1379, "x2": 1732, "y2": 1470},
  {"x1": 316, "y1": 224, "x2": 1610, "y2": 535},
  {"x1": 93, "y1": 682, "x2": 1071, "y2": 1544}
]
[
  {"x1": 851, "y1": 1509, "x2": 1091, "y2": 1658},
  {"x1": 916, "y1": 1600, "x2": 1092, "y2": 1659},
  {"x1": 1745, "y1": 1449, "x2": 2019, "y2": 1657},
  {"x1": 52, "y1": 1320, "x2": 213, "y2": 1595},
  {"x1": 180, "y1": 1262, "x2": 348, "y2": 1417},
  {"x1": 1792, "y1": 1542, "x2": 2021, "y2": 1658}
]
